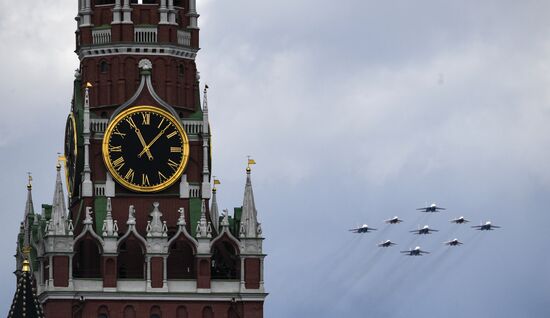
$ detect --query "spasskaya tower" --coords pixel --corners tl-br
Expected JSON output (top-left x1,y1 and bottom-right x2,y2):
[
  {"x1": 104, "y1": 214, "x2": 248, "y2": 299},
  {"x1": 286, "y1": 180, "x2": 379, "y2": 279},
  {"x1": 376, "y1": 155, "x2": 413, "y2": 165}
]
[{"x1": 11, "y1": 1, "x2": 267, "y2": 317}]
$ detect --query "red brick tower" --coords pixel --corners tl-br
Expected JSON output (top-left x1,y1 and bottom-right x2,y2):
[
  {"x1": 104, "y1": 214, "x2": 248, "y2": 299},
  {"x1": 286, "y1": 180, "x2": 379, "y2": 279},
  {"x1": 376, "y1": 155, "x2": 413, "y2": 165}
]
[{"x1": 13, "y1": 1, "x2": 267, "y2": 317}]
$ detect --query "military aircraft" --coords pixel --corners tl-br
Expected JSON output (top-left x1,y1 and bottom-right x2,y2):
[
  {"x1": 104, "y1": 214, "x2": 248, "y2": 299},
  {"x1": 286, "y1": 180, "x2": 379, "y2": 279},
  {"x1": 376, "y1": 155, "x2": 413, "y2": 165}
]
[
  {"x1": 444, "y1": 238, "x2": 463, "y2": 246},
  {"x1": 416, "y1": 203, "x2": 446, "y2": 212},
  {"x1": 349, "y1": 224, "x2": 377, "y2": 233},
  {"x1": 400, "y1": 246, "x2": 430, "y2": 256},
  {"x1": 410, "y1": 225, "x2": 439, "y2": 235},
  {"x1": 450, "y1": 216, "x2": 469, "y2": 224},
  {"x1": 384, "y1": 216, "x2": 403, "y2": 224},
  {"x1": 378, "y1": 240, "x2": 397, "y2": 247},
  {"x1": 472, "y1": 221, "x2": 501, "y2": 231}
]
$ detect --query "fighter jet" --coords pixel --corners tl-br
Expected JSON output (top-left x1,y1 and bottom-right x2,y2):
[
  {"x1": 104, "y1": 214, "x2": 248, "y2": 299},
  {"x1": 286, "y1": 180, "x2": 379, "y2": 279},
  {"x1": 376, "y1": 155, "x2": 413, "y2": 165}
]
[
  {"x1": 349, "y1": 224, "x2": 377, "y2": 233},
  {"x1": 378, "y1": 240, "x2": 397, "y2": 247},
  {"x1": 384, "y1": 216, "x2": 403, "y2": 224},
  {"x1": 410, "y1": 225, "x2": 439, "y2": 235},
  {"x1": 400, "y1": 246, "x2": 430, "y2": 256},
  {"x1": 472, "y1": 221, "x2": 501, "y2": 231},
  {"x1": 444, "y1": 238, "x2": 463, "y2": 246},
  {"x1": 450, "y1": 216, "x2": 469, "y2": 224},
  {"x1": 416, "y1": 203, "x2": 446, "y2": 212}
]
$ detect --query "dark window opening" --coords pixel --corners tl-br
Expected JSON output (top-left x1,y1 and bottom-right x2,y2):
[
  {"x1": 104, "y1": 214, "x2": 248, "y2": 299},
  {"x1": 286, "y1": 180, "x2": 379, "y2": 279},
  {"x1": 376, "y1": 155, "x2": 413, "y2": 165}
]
[
  {"x1": 211, "y1": 240, "x2": 240, "y2": 279},
  {"x1": 117, "y1": 235, "x2": 145, "y2": 279},
  {"x1": 73, "y1": 237, "x2": 101, "y2": 278},
  {"x1": 167, "y1": 239, "x2": 196, "y2": 279},
  {"x1": 101, "y1": 111, "x2": 108, "y2": 118},
  {"x1": 100, "y1": 61, "x2": 109, "y2": 73},
  {"x1": 96, "y1": 0, "x2": 115, "y2": 5},
  {"x1": 178, "y1": 64, "x2": 185, "y2": 77},
  {"x1": 174, "y1": 0, "x2": 183, "y2": 7}
]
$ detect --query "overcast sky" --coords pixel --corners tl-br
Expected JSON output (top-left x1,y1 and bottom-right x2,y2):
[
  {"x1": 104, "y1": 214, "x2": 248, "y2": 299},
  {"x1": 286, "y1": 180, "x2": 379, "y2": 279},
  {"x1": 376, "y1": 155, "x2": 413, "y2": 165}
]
[{"x1": 1, "y1": 1, "x2": 550, "y2": 317}]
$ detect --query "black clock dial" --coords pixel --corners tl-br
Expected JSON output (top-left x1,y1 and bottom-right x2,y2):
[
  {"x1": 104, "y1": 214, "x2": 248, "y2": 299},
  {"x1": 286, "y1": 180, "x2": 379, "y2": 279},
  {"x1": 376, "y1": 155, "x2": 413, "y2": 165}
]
[
  {"x1": 103, "y1": 106, "x2": 189, "y2": 192},
  {"x1": 64, "y1": 113, "x2": 77, "y2": 196}
]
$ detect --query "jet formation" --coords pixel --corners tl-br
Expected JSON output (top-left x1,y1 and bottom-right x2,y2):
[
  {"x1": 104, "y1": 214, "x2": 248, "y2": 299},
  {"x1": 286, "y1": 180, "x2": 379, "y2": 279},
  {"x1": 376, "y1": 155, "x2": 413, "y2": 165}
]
[{"x1": 350, "y1": 202, "x2": 500, "y2": 255}]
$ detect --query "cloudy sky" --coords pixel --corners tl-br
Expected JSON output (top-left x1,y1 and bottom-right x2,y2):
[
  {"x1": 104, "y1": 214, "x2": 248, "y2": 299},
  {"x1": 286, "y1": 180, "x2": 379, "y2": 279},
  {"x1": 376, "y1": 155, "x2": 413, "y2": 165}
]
[{"x1": 1, "y1": 0, "x2": 550, "y2": 317}]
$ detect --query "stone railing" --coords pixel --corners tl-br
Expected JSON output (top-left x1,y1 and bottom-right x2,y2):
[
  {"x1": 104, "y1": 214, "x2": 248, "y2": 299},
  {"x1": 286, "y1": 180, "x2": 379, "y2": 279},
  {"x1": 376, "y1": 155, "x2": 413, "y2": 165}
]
[
  {"x1": 177, "y1": 30, "x2": 191, "y2": 46},
  {"x1": 135, "y1": 26, "x2": 158, "y2": 43},
  {"x1": 91, "y1": 119, "x2": 109, "y2": 133},
  {"x1": 182, "y1": 120, "x2": 202, "y2": 135},
  {"x1": 92, "y1": 28, "x2": 112, "y2": 45},
  {"x1": 189, "y1": 185, "x2": 201, "y2": 198},
  {"x1": 90, "y1": 119, "x2": 202, "y2": 135},
  {"x1": 94, "y1": 183, "x2": 106, "y2": 197}
]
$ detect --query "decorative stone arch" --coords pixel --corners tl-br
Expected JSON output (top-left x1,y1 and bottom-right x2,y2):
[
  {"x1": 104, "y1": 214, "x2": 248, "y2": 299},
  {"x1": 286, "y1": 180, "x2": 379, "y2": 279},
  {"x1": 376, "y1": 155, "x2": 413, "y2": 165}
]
[
  {"x1": 117, "y1": 232, "x2": 147, "y2": 279},
  {"x1": 210, "y1": 232, "x2": 241, "y2": 279},
  {"x1": 201, "y1": 306, "x2": 214, "y2": 318},
  {"x1": 123, "y1": 305, "x2": 136, "y2": 318},
  {"x1": 73, "y1": 232, "x2": 103, "y2": 278},
  {"x1": 149, "y1": 305, "x2": 162, "y2": 318},
  {"x1": 97, "y1": 305, "x2": 110, "y2": 318},
  {"x1": 176, "y1": 306, "x2": 188, "y2": 318},
  {"x1": 73, "y1": 223, "x2": 104, "y2": 278},
  {"x1": 166, "y1": 232, "x2": 197, "y2": 279}
]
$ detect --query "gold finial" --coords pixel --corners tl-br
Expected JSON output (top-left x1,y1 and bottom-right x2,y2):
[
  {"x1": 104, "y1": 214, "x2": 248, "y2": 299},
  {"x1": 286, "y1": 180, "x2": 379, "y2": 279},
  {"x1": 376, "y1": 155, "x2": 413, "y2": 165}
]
[
  {"x1": 85, "y1": 82, "x2": 93, "y2": 88},
  {"x1": 247, "y1": 156, "x2": 256, "y2": 172},
  {"x1": 213, "y1": 177, "x2": 220, "y2": 191},
  {"x1": 22, "y1": 259, "x2": 31, "y2": 272},
  {"x1": 27, "y1": 172, "x2": 32, "y2": 190},
  {"x1": 57, "y1": 153, "x2": 66, "y2": 169}
]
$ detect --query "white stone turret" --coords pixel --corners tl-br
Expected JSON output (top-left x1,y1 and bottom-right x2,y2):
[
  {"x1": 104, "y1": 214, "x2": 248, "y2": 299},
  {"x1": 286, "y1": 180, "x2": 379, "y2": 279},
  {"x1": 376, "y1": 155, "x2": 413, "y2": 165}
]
[
  {"x1": 210, "y1": 187, "x2": 220, "y2": 232},
  {"x1": 147, "y1": 202, "x2": 167, "y2": 237},
  {"x1": 82, "y1": 83, "x2": 93, "y2": 197},
  {"x1": 201, "y1": 85, "x2": 211, "y2": 199},
  {"x1": 196, "y1": 199, "x2": 212, "y2": 239},
  {"x1": 102, "y1": 198, "x2": 118, "y2": 237},
  {"x1": 240, "y1": 167, "x2": 261, "y2": 238},
  {"x1": 49, "y1": 164, "x2": 68, "y2": 236}
]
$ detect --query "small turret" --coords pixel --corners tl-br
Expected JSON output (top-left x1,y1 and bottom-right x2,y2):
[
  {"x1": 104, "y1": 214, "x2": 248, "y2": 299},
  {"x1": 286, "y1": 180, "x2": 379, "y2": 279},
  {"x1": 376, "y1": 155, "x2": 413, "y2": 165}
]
[
  {"x1": 240, "y1": 163, "x2": 261, "y2": 238},
  {"x1": 49, "y1": 164, "x2": 67, "y2": 236}
]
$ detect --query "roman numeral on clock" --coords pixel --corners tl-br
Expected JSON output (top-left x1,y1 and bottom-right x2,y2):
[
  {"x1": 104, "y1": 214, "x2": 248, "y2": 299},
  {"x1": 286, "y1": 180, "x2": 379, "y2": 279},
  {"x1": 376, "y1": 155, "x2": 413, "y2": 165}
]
[
  {"x1": 158, "y1": 171, "x2": 168, "y2": 182},
  {"x1": 125, "y1": 117, "x2": 137, "y2": 129},
  {"x1": 124, "y1": 168, "x2": 135, "y2": 183},
  {"x1": 170, "y1": 147, "x2": 182, "y2": 153},
  {"x1": 109, "y1": 145, "x2": 122, "y2": 152},
  {"x1": 141, "y1": 113, "x2": 150, "y2": 125},
  {"x1": 167, "y1": 159, "x2": 179, "y2": 171},
  {"x1": 142, "y1": 174, "x2": 150, "y2": 186},
  {"x1": 166, "y1": 131, "x2": 177, "y2": 139},
  {"x1": 112, "y1": 157, "x2": 125, "y2": 171}
]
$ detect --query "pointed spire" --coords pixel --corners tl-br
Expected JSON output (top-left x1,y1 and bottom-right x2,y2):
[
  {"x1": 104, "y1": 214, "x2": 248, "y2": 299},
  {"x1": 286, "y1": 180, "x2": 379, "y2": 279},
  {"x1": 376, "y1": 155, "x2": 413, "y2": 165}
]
[
  {"x1": 50, "y1": 163, "x2": 67, "y2": 235},
  {"x1": 241, "y1": 165, "x2": 260, "y2": 238},
  {"x1": 196, "y1": 199, "x2": 211, "y2": 238},
  {"x1": 102, "y1": 198, "x2": 117, "y2": 237},
  {"x1": 8, "y1": 260, "x2": 45, "y2": 318},
  {"x1": 22, "y1": 173, "x2": 34, "y2": 254},
  {"x1": 210, "y1": 186, "x2": 220, "y2": 232}
]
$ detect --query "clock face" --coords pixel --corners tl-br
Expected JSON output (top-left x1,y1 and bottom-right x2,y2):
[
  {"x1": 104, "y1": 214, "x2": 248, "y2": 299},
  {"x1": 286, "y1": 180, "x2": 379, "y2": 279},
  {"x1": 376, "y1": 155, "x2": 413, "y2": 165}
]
[
  {"x1": 64, "y1": 113, "x2": 78, "y2": 197},
  {"x1": 102, "y1": 106, "x2": 189, "y2": 192}
]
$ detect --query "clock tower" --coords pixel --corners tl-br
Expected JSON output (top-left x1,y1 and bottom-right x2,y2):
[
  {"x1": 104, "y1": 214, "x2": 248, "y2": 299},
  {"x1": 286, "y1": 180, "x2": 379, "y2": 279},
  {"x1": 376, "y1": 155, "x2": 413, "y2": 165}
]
[{"x1": 12, "y1": 1, "x2": 267, "y2": 317}]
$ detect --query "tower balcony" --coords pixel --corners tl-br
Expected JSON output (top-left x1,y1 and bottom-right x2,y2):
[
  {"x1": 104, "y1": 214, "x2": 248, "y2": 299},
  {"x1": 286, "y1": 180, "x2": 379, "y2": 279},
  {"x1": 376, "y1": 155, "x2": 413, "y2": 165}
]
[{"x1": 87, "y1": 26, "x2": 193, "y2": 47}]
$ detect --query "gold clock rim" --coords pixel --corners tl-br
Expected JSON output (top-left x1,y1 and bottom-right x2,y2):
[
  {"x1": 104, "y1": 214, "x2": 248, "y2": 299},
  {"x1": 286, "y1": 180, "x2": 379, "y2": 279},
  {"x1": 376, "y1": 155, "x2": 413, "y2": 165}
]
[
  {"x1": 102, "y1": 105, "x2": 190, "y2": 193},
  {"x1": 64, "y1": 113, "x2": 78, "y2": 196}
]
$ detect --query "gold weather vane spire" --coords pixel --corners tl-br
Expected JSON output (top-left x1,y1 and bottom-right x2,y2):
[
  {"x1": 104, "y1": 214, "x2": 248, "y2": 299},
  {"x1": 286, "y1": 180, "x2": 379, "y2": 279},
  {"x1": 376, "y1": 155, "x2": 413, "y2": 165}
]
[
  {"x1": 27, "y1": 172, "x2": 32, "y2": 190},
  {"x1": 57, "y1": 152, "x2": 66, "y2": 169},
  {"x1": 247, "y1": 156, "x2": 256, "y2": 171},
  {"x1": 213, "y1": 176, "x2": 220, "y2": 191}
]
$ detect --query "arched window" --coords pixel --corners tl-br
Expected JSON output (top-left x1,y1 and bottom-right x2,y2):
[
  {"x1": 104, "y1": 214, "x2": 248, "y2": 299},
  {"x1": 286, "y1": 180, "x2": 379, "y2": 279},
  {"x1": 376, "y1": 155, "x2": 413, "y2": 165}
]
[
  {"x1": 202, "y1": 306, "x2": 213, "y2": 318},
  {"x1": 123, "y1": 306, "x2": 136, "y2": 318},
  {"x1": 150, "y1": 306, "x2": 162, "y2": 318},
  {"x1": 228, "y1": 307, "x2": 239, "y2": 318},
  {"x1": 173, "y1": 0, "x2": 183, "y2": 7},
  {"x1": 167, "y1": 237, "x2": 195, "y2": 279},
  {"x1": 176, "y1": 306, "x2": 188, "y2": 318},
  {"x1": 98, "y1": 305, "x2": 109, "y2": 318},
  {"x1": 211, "y1": 239, "x2": 240, "y2": 279},
  {"x1": 178, "y1": 64, "x2": 185, "y2": 77},
  {"x1": 100, "y1": 60, "x2": 109, "y2": 73},
  {"x1": 117, "y1": 234, "x2": 145, "y2": 279},
  {"x1": 73, "y1": 235, "x2": 101, "y2": 278}
]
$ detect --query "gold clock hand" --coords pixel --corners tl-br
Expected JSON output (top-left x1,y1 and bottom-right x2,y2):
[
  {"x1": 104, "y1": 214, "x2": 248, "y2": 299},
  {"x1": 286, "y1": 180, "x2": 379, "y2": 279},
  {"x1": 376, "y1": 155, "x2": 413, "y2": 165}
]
[
  {"x1": 135, "y1": 128, "x2": 154, "y2": 160},
  {"x1": 138, "y1": 125, "x2": 170, "y2": 158}
]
